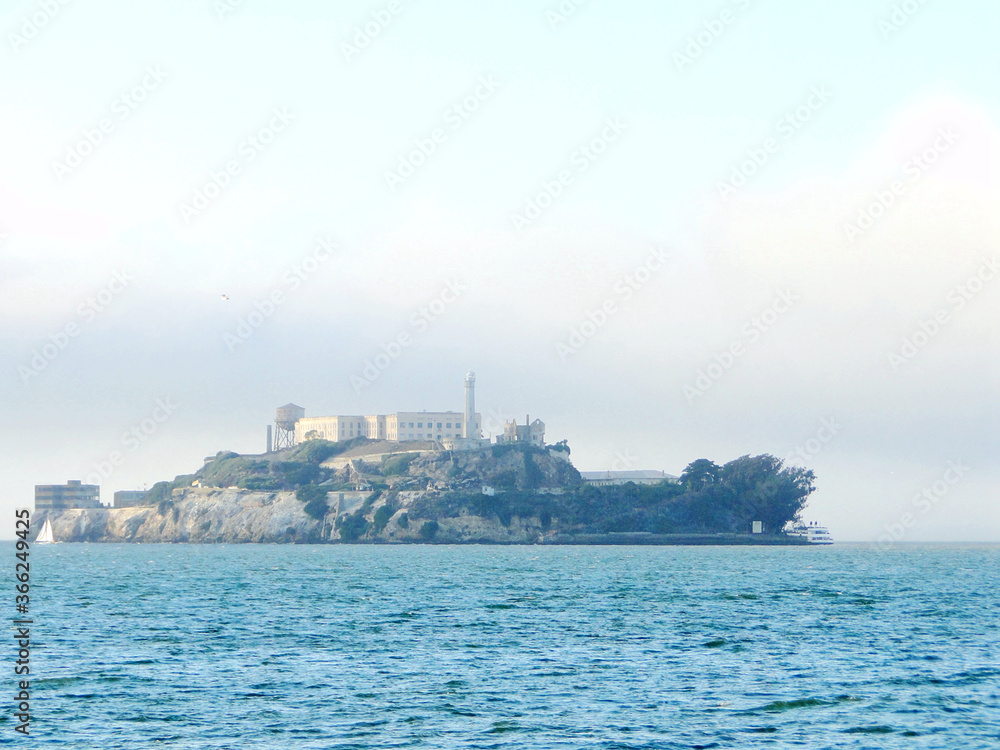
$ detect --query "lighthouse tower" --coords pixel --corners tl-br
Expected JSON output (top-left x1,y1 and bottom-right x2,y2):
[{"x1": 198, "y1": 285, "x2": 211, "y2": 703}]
[{"x1": 463, "y1": 370, "x2": 476, "y2": 439}]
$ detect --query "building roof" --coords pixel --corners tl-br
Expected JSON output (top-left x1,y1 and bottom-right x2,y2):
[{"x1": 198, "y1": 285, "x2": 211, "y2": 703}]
[{"x1": 580, "y1": 470, "x2": 678, "y2": 481}]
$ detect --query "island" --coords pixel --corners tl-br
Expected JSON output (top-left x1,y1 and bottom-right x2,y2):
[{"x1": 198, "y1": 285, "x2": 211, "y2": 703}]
[{"x1": 35, "y1": 440, "x2": 817, "y2": 545}]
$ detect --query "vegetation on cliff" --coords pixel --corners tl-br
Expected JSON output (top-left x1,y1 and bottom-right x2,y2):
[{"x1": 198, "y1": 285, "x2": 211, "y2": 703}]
[
  {"x1": 143, "y1": 438, "x2": 371, "y2": 512},
  {"x1": 103, "y1": 439, "x2": 814, "y2": 543},
  {"x1": 410, "y1": 453, "x2": 813, "y2": 537}
]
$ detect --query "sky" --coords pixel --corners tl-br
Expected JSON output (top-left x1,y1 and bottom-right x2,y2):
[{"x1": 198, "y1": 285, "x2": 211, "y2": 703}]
[{"x1": 2, "y1": 0, "x2": 998, "y2": 542}]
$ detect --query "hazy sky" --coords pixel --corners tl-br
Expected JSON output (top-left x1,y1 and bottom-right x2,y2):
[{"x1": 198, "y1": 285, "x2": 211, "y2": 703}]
[{"x1": 3, "y1": 0, "x2": 998, "y2": 541}]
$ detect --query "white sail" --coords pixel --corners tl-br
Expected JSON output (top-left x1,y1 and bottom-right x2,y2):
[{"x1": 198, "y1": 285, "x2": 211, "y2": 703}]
[{"x1": 36, "y1": 519, "x2": 55, "y2": 544}]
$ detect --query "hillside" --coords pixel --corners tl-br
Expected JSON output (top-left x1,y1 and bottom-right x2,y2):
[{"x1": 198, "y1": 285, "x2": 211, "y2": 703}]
[{"x1": 37, "y1": 440, "x2": 816, "y2": 544}]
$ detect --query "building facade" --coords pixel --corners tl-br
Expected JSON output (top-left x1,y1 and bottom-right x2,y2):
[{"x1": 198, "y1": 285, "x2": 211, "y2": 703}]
[
  {"x1": 35, "y1": 480, "x2": 103, "y2": 510},
  {"x1": 496, "y1": 416, "x2": 546, "y2": 446},
  {"x1": 295, "y1": 411, "x2": 482, "y2": 444},
  {"x1": 579, "y1": 470, "x2": 679, "y2": 487},
  {"x1": 289, "y1": 372, "x2": 487, "y2": 447},
  {"x1": 113, "y1": 490, "x2": 150, "y2": 508}
]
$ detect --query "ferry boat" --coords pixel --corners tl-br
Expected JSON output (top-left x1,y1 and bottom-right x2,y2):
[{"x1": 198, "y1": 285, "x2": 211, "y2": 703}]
[{"x1": 784, "y1": 521, "x2": 834, "y2": 544}]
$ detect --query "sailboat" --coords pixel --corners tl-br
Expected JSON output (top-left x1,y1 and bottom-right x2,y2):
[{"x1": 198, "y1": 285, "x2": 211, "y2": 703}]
[{"x1": 36, "y1": 519, "x2": 56, "y2": 544}]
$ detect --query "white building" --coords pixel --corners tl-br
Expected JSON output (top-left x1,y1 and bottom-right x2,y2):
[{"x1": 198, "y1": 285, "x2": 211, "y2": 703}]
[
  {"x1": 496, "y1": 416, "x2": 545, "y2": 446},
  {"x1": 290, "y1": 372, "x2": 485, "y2": 448},
  {"x1": 580, "y1": 470, "x2": 678, "y2": 487}
]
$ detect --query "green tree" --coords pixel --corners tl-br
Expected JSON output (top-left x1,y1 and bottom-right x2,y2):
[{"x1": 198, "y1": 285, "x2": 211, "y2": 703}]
[
  {"x1": 373, "y1": 503, "x2": 395, "y2": 533},
  {"x1": 680, "y1": 459, "x2": 722, "y2": 490},
  {"x1": 339, "y1": 512, "x2": 369, "y2": 541},
  {"x1": 550, "y1": 439, "x2": 571, "y2": 454},
  {"x1": 718, "y1": 454, "x2": 815, "y2": 532},
  {"x1": 296, "y1": 485, "x2": 329, "y2": 520}
]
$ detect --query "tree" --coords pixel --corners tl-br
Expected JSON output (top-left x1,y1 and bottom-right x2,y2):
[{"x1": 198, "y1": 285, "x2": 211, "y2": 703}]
[
  {"x1": 551, "y1": 439, "x2": 571, "y2": 454},
  {"x1": 296, "y1": 485, "x2": 329, "y2": 520},
  {"x1": 718, "y1": 454, "x2": 815, "y2": 532},
  {"x1": 680, "y1": 459, "x2": 722, "y2": 490}
]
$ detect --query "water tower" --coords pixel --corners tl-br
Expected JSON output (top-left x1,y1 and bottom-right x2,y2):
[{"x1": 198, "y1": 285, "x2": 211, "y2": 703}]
[{"x1": 274, "y1": 403, "x2": 304, "y2": 451}]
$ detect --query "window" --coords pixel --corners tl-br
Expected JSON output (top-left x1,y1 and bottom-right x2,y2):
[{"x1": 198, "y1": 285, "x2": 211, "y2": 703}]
[
  {"x1": 446, "y1": 422, "x2": 451, "y2": 428},
  {"x1": 437, "y1": 422, "x2": 442, "y2": 428},
  {"x1": 418, "y1": 422, "x2": 422, "y2": 428}
]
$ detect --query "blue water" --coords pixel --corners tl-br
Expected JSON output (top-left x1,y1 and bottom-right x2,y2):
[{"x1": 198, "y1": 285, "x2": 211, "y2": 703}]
[{"x1": 17, "y1": 543, "x2": 1000, "y2": 748}]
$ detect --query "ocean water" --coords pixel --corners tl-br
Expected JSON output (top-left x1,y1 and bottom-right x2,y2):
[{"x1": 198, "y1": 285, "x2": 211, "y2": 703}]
[{"x1": 18, "y1": 543, "x2": 1000, "y2": 748}]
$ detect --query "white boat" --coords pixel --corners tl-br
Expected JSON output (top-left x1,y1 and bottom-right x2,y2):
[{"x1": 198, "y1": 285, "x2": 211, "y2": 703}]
[
  {"x1": 785, "y1": 521, "x2": 833, "y2": 544},
  {"x1": 35, "y1": 519, "x2": 56, "y2": 544}
]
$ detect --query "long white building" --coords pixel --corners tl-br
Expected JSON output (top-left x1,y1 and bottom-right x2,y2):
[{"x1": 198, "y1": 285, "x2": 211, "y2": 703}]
[
  {"x1": 294, "y1": 410, "x2": 481, "y2": 443},
  {"x1": 291, "y1": 371, "x2": 484, "y2": 446}
]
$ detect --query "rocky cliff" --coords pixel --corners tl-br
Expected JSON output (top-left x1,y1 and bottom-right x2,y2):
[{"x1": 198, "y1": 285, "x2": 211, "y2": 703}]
[
  {"x1": 39, "y1": 440, "x2": 581, "y2": 544},
  {"x1": 37, "y1": 489, "x2": 322, "y2": 543},
  {"x1": 38, "y1": 441, "x2": 814, "y2": 544}
]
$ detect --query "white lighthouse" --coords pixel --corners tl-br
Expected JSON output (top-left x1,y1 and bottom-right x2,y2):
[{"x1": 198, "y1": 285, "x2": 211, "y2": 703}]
[{"x1": 463, "y1": 370, "x2": 476, "y2": 439}]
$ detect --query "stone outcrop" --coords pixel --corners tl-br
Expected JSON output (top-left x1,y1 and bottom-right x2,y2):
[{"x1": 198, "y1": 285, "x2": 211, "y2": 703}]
[{"x1": 38, "y1": 489, "x2": 323, "y2": 543}]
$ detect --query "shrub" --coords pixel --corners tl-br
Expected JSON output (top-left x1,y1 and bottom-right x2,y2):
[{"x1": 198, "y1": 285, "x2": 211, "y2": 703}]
[
  {"x1": 339, "y1": 512, "x2": 370, "y2": 542},
  {"x1": 383, "y1": 453, "x2": 417, "y2": 476},
  {"x1": 145, "y1": 481, "x2": 175, "y2": 507},
  {"x1": 276, "y1": 461, "x2": 322, "y2": 487},
  {"x1": 239, "y1": 476, "x2": 281, "y2": 491},
  {"x1": 296, "y1": 485, "x2": 329, "y2": 520},
  {"x1": 373, "y1": 503, "x2": 394, "y2": 533},
  {"x1": 419, "y1": 520, "x2": 439, "y2": 540},
  {"x1": 523, "y1": 451, "x2": 544, "y2": 489}
]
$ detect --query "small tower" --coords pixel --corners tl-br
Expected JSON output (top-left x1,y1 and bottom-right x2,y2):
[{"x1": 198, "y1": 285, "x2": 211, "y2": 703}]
[{"x1": 463, "y1": 371, "x2": 476, "y2": 439}]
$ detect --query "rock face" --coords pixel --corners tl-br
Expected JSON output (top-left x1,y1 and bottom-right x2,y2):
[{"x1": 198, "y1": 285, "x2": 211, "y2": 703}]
[
  {"x1": 36, "y1": 443, "x2": 813, "y2": 544},
  {"x1": 38, "y1": 442, "x2": 579, "y2": 544},
  {"x1": 38, "y1": 489, "x2": 324, "y2": 544},
  {"x1": 38, "y1": 487, "x2": 546, "y2": 544}
]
